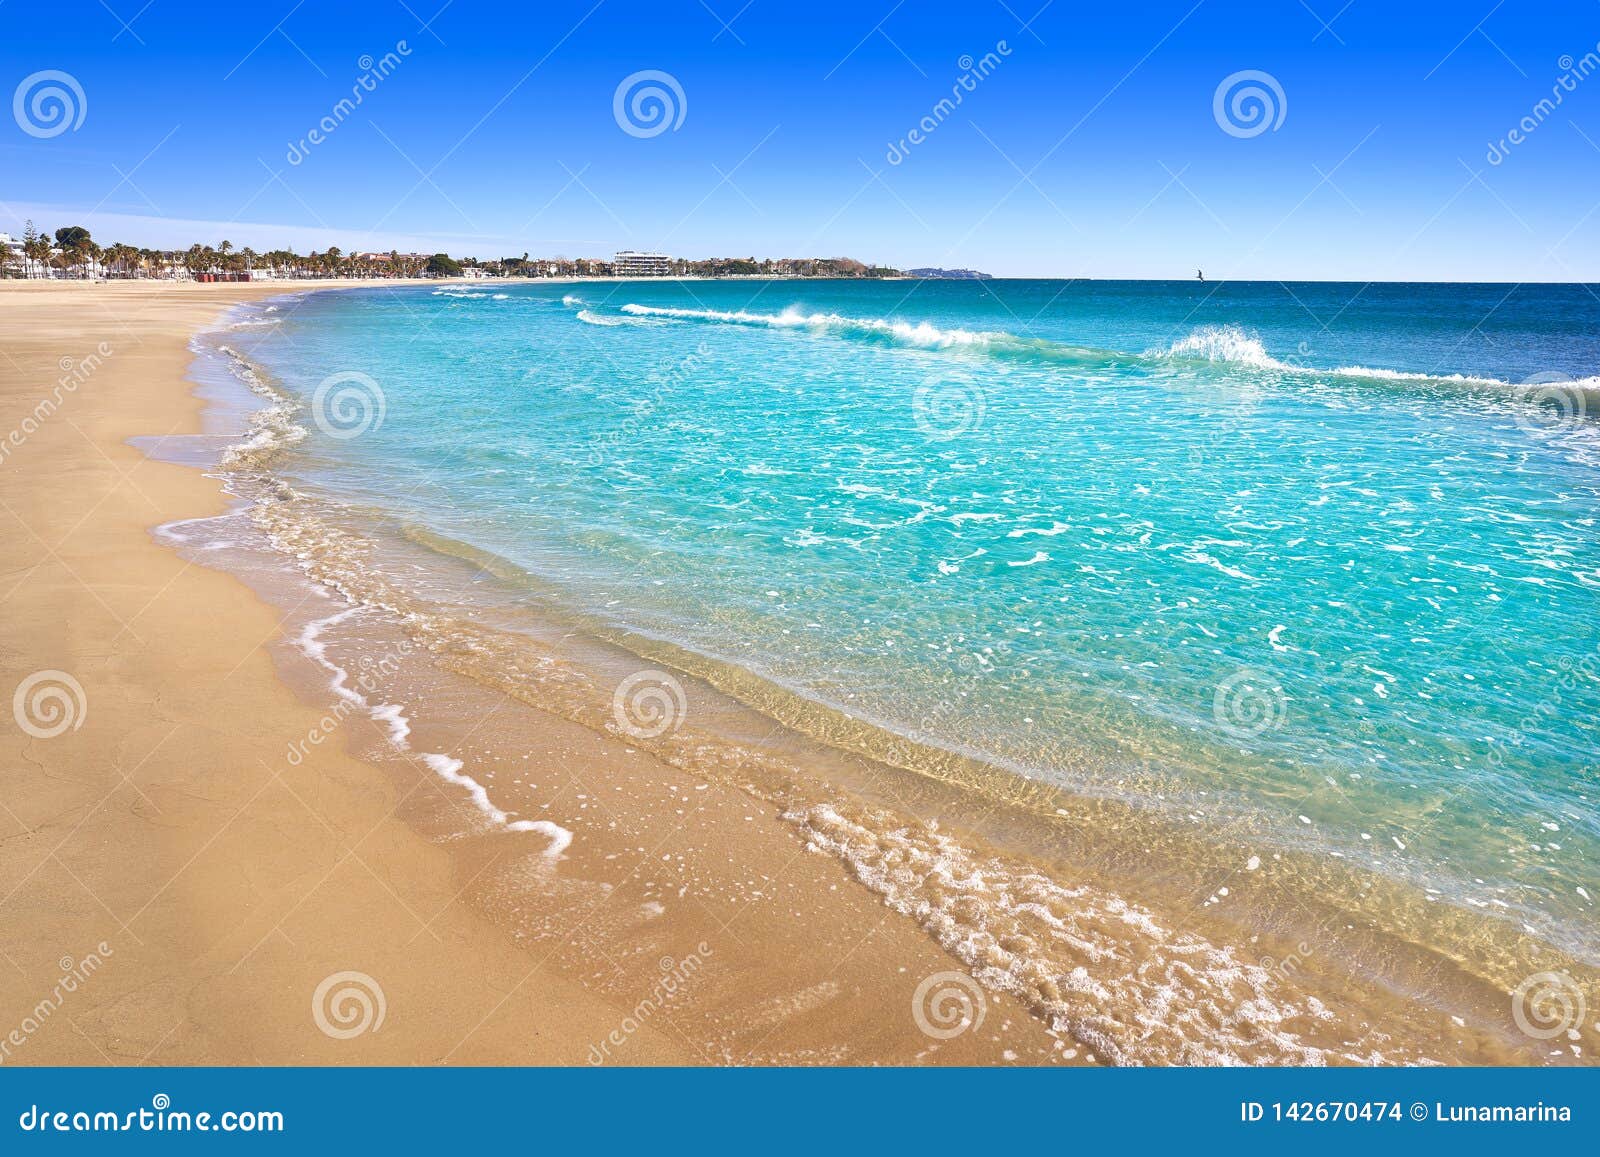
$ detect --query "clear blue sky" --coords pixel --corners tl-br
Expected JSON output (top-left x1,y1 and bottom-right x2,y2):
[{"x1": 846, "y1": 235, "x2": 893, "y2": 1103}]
[{"x1": 3, "y1": 0, "x2": 1598, "y2": 278}]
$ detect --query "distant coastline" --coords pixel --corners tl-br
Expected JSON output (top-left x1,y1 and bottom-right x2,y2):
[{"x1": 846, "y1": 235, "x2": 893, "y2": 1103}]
[{"x1": 0, "y1": 223, "x2": 915, "y2": 283}]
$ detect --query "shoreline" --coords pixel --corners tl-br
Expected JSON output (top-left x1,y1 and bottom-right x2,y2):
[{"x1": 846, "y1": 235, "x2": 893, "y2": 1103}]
[
  {"x1": 0, "y1": 279, "x2": 1066, "y2": 1065},
  {"x1": 185, "y1": 285, "x2": 1595, "y2": 1064},
  {"x1": 2, "y1": 279, "x2": 1593, "y2": 1066},
  {"x1": 0, "y1": 278, "x2": 692, "y2": 1063}
]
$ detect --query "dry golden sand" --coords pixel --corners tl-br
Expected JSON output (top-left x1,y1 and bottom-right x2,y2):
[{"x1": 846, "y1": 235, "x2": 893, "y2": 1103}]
[{"x1": 0, "y1": 280, "x2": 1059, "y2": 1066}]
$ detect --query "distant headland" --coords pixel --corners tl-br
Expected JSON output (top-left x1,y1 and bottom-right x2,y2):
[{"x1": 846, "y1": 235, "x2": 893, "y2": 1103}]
[{"x1": 901, "y1": 267, "x2": 994, "y2": 280}]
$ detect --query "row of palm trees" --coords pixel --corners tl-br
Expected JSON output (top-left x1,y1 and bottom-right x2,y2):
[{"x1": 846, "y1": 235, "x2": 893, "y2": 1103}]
[
  {"x1": 2, "y1": 222, "x2": 449, "y2": 281},
  {"x1": 176, "y1": 242, "x2": 440, "y2": 279}
]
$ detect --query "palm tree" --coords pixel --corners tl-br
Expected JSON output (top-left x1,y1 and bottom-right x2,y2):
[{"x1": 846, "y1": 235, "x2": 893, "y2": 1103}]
[{"x1": 21, "y1": 222, "x2": 48, "y2": 278}]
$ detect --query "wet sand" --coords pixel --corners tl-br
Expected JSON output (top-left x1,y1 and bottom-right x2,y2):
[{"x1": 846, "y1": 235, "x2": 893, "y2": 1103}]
[{"x1": 0, "y1": 279, "x2": 1066, "y2": 1065}]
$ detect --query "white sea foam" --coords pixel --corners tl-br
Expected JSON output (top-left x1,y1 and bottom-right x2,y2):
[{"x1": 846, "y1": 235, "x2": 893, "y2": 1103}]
[
  {"x1": 1157, "y1": 324, "x2": 1293, "y2": 370},
  {"x1": 620, "y1": 303, "x2": 1006, "y2": 349},
  {"x1": 1156, "y1": 326, "x2": 1600, "y2": 405},
  {"x1": 787, "y1": 799, "x2": 1386, "y2": 1065},
  {"x1": 576, "y1": 308, "x2": 670, "y2": 328},
  {"x1": 289, "y1": 604, "x2": 568, "y2": 854},
  {"x1": 420, "y1": 754, "x2": 572, "y2": 854},
  {"x1": 561, "y1": 294, "x2": 585, "y2": 306},
  {"x1": 214, "y1": 344, "x2": 307, "y2": 467},
  {"x1": 1007, "y1": 521, "x2": 1072, "y2": 538},
  {"x1": 622, "y1": 307, "x2": 1595, "y2": 406}
]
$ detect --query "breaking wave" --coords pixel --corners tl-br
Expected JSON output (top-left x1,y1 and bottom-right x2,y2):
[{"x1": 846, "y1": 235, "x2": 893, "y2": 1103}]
[{"x1": 616, "y1": 306, "x2": 1599, "y2": 411}]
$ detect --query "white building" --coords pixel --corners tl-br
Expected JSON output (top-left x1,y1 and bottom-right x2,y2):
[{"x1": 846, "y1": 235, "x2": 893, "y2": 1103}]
[
  {"x1": 0, "y1": 232, "x2": 25, "y2": 273},
  {"x1": 612, "y1": 250, "x2": 672, "y2": 277}
]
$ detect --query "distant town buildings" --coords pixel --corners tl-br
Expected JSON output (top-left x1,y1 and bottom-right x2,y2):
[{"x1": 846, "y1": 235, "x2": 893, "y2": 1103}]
[
  {"x1": 2, "y1": 224, "x2": 905, "y2": 283},
  {"x1": 612, "y1": 250, "x2": 673, "y2": 277}
]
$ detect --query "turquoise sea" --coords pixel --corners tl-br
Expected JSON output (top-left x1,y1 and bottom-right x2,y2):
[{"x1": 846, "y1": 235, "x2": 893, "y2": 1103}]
[{"x1": 217, "y1": 278, "x2": 1599, "y2": 987}]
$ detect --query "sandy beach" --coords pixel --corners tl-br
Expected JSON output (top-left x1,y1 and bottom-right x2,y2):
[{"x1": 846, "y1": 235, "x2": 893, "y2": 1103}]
[
  {"x1": 0, "y1": 280, "x2": 1064, "y2": 1066},
  {"x1": 2, "y1": 279, "x2": 1592, "y2": 1069}
]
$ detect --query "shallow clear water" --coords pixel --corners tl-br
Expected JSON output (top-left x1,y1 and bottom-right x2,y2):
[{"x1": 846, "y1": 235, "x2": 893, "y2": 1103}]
[{"x1": 228, "y1": 279, "x2": 1600, "y2": 962}]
